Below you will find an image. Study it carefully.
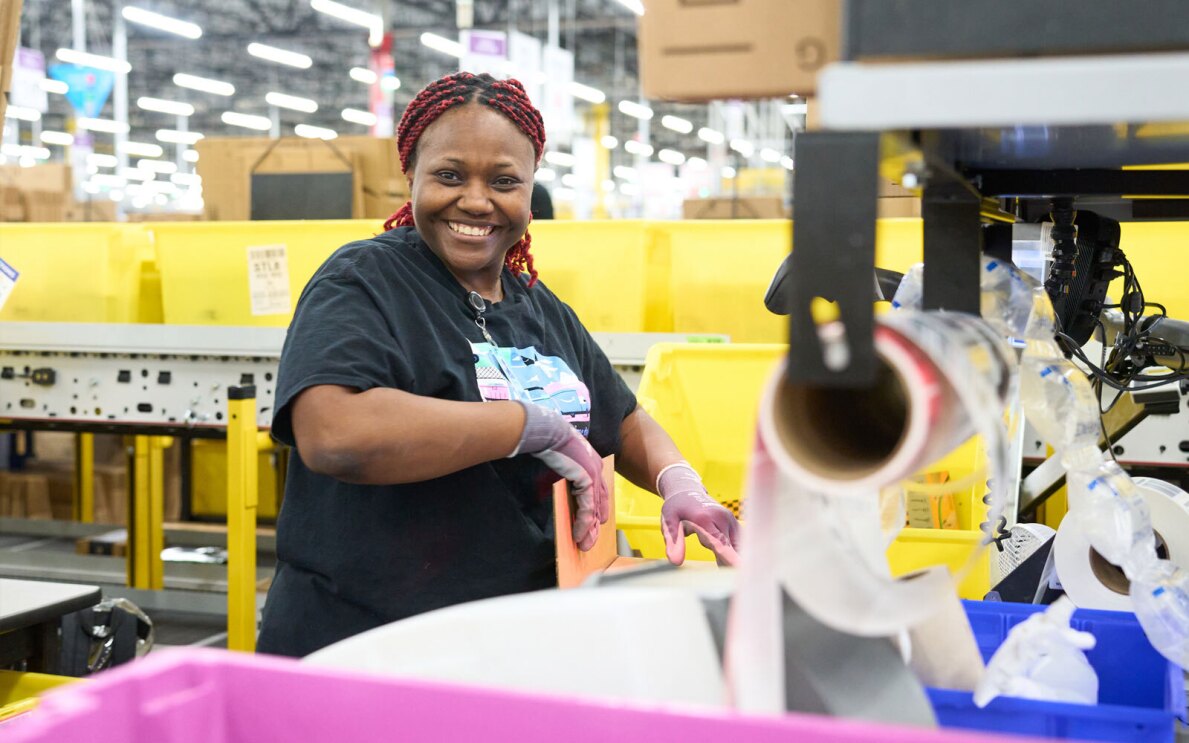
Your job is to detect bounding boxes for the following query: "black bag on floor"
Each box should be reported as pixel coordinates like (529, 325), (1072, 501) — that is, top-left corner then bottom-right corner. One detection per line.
(56, 598), (154, 677)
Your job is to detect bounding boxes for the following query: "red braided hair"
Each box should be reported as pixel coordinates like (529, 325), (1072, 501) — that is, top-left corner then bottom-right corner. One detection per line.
(384, 72), (546, 287)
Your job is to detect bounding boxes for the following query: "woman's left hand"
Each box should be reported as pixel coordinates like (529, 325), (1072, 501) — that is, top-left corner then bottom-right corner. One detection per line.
(657, 463), (741, 567)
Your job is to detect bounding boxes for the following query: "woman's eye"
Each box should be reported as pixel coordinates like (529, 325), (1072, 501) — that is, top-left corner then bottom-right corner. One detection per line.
(436, 171), (460, 181)
(495, 178), (520, 187)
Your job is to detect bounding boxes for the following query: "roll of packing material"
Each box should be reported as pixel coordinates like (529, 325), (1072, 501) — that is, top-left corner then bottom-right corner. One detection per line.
(1054, 479), (1189, 611)
(755, 314), (1014, 637)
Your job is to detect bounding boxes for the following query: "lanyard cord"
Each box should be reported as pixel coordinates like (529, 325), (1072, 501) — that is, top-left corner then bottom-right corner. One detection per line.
(467, 291), (499, 347)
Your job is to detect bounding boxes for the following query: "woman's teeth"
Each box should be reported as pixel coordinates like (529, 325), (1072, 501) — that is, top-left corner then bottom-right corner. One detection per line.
(449, 222), (493, 237)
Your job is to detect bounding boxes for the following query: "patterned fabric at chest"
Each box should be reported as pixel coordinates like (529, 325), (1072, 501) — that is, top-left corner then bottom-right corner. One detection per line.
(471, 341), (591, 437)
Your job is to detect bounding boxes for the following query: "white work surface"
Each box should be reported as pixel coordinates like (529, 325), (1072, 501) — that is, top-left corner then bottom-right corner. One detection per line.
(0, 578), (101, 632)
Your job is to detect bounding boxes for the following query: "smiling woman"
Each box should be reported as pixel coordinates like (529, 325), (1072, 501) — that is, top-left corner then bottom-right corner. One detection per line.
(255, 71), (741, 659)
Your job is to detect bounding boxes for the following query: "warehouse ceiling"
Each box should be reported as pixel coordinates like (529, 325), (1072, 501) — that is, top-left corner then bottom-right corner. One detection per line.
(16, 0), (720, 161)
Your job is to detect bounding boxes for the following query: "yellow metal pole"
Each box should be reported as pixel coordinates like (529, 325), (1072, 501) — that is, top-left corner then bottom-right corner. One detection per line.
(129, 435), (151, 588)
(590, 102), (610, 219)
(147, 437), (171, 590)
(74, 433), (94, 523)
(227, 386), (259, 652)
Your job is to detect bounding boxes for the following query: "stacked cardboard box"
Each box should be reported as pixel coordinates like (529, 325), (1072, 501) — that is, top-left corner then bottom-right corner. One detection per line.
(195, 135), (408, 221)
(0, 163), (72, 221)
(683, 196), (786, 220)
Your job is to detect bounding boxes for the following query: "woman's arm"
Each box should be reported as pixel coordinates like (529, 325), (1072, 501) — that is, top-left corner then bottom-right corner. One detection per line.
(616, 405), (684, 493)
(291, 384), (525, 484)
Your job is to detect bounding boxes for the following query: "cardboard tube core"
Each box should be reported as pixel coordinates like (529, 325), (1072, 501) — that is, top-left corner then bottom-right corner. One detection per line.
(1089, 529), (1170, 596)
(773, 358), (910, 482)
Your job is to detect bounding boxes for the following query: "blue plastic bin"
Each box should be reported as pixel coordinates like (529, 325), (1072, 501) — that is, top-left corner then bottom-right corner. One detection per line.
(929, 601), (1186, 742)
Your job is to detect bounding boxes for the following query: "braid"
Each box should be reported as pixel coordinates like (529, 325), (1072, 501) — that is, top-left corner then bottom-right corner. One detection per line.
(384, 71), (547, 287)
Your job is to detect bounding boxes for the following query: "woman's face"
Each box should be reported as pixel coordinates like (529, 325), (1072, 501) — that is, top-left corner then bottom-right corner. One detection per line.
(409, 103), (536, 296)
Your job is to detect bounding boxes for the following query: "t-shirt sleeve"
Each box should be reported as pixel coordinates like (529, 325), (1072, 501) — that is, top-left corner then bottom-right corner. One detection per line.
(271, 274), (410, 446)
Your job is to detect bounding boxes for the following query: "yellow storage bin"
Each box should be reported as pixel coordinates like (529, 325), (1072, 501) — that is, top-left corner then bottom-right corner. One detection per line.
(189, 438), (280, 520)
(529, 220), (655, 333)
(657, 219), (925, 342)
(0, 669), (80, 722)
(0, 223), (152, 323)
(152, 220), (383, 326)
(615, 342), (992, 599)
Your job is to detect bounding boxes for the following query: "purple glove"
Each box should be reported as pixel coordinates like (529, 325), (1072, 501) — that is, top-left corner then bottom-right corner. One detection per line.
(658, 462), (741, 567)
(510, 401), (609, 551)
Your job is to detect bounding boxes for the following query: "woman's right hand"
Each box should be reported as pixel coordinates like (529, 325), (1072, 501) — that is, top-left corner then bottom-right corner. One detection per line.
(511, 402), (609, 551)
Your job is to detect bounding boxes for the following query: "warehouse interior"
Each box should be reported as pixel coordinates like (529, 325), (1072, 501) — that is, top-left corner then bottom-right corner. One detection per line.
(2, 1), (1189, 741)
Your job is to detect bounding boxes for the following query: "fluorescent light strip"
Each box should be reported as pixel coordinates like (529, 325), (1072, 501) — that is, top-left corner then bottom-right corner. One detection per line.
(56, 48), (131, 74)
(40, 79), (69, 95)
(614, 0), (645, 16)
(121, 167), (155, 181)
(247, 43), (312, 69)
(380, 75), (400, 92)
(266, 92), (318, 113)
(341, 108), (377, 126)
(617, 100), (653, 120)
(686, 156), (708, 169)
(657, 148), (685, 166)
(78, 117), (131, 134)
(121, 6), (202, 39)
(4, 105), (40, 122)
(760, 147), (783, 163)
(121, 141), (165, 158)
(780, 156), (795, 170)
(171, 172), (202, 186)
(560, 173), (578, 188)
(295, 124), (338, 140)
(600, 135), (619, 150)
(174, 73), (235, 96)
(721, 166), (736, 179)
(349, 66), (377, 85)
(156, 129), (204, 145)
(697, 127), (724, 145)
(534, 167), (556, 183)
(612, 165), (637, 181)
(138, 159), (179, 174)
(660, 115), (693, 134)
(623, 140), (653, 157)
(729, 138), (755, 157)
(420, 32), (463, 57)
(91, 174), (127, 188)
(138, 97), (194, 116)
(182, 150), (200, 163)
(568, 81), (606, 104)
(310, 0), (381, 31)
(87, 153), (120, 168)
(222, 111), (272, 131)
(40, 130), (75, 146)
(543, 151), (576, 168)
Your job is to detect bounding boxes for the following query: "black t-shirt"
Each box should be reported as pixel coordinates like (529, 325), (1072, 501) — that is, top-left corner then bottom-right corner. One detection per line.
(256, 226), (637, 657)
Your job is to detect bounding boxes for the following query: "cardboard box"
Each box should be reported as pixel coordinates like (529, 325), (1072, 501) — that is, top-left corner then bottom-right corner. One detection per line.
(0, 0), (24, 122)
(683, 196), (786, 220)
(195, 135), (408, 221)
(640, 0), (841, 101)
(0, 163), (72, 222)
(877, 196), (922, 219)
(65, 198), (118, 222)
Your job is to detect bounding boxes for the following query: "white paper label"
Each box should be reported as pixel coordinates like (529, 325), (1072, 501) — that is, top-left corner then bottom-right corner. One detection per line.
(246, 244), (291, 316)
(0, 257), (19, 313)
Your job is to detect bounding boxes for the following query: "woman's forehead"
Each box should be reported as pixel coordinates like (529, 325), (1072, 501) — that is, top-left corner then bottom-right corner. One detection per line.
(415, 104), (536, 165)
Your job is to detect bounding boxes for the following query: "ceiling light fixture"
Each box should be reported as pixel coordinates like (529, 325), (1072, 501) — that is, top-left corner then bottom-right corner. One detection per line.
(121, 6), (202, 39)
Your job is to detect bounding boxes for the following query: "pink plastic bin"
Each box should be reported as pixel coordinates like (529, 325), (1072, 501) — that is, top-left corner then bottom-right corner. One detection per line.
(3, 649), (1034, 743)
